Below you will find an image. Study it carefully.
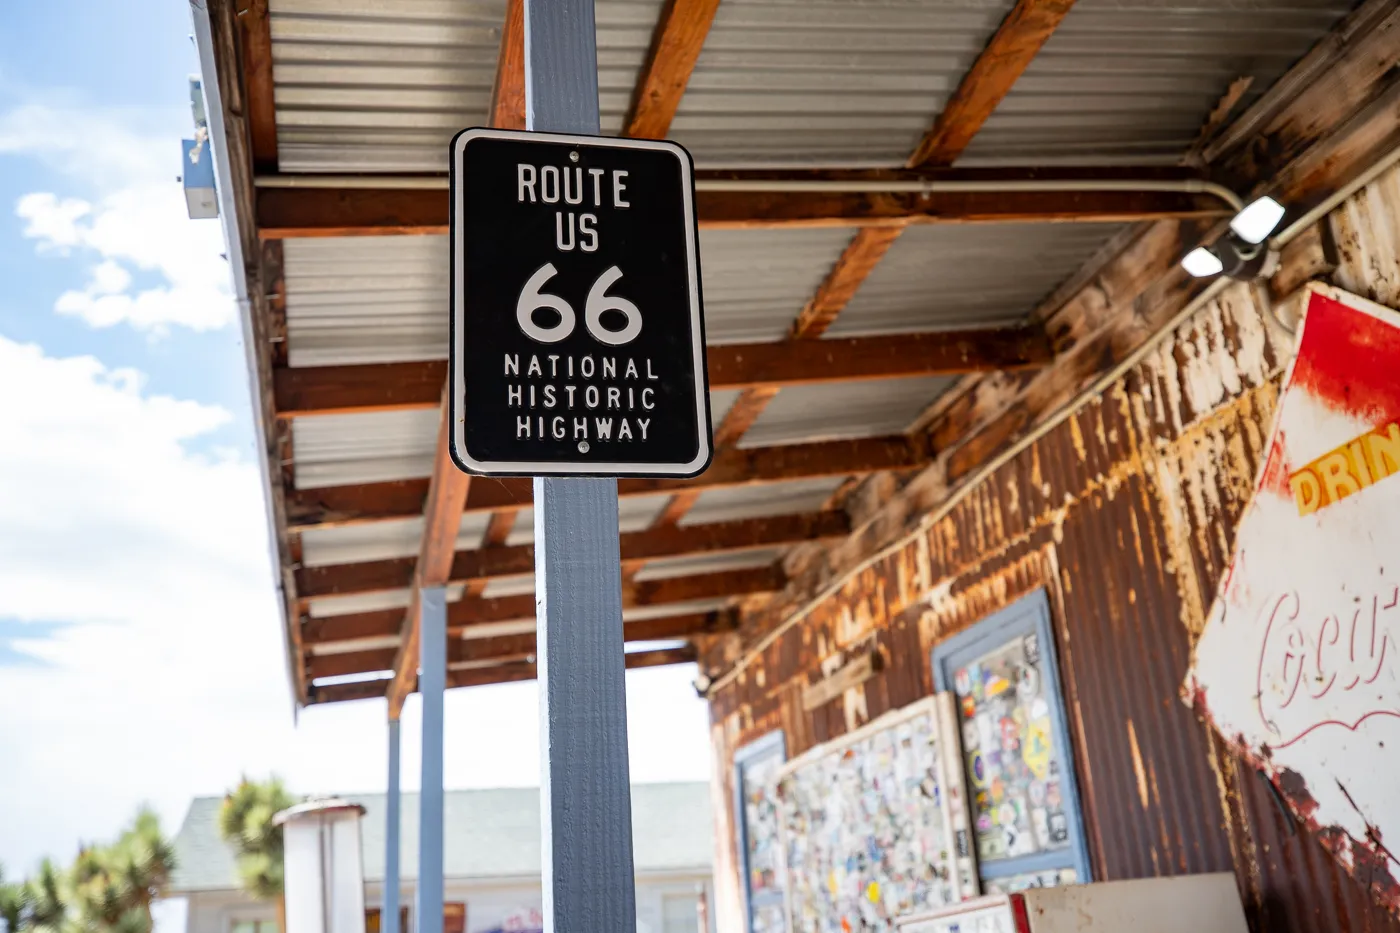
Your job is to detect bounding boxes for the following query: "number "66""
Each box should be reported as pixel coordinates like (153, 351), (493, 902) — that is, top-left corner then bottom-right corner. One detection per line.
(517, 262), (641, 346)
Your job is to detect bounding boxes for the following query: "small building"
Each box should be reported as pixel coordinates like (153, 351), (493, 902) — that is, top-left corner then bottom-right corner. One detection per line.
(168, 783), (714, 933)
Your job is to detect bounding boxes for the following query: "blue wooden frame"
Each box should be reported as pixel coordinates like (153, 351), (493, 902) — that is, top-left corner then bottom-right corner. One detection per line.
(732, 729), (787, 933)
(930, 589), (1093, 885)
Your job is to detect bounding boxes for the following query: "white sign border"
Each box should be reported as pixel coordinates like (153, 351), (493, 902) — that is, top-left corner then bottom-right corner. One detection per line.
(448, 127), (712, 478)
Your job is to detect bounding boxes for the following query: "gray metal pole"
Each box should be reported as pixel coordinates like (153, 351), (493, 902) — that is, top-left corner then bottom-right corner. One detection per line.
(416, 587), (447, 933)
(523, 5), (637, 933)
(383, 717), (402, 933)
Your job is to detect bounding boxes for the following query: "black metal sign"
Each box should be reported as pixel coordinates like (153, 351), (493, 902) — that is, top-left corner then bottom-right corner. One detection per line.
(449, 128), (711, 477)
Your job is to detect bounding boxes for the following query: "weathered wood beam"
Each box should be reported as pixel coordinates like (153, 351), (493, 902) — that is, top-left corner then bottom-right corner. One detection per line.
(624, 0), (722, 138)
(304, 567), (781, 647)
(297, 511), (848, 601)
(907, 0), (1078, 168)
(286, 435), (927, 529)
(489, 0), (526, 131)
(654, 226), (909, 526)
(272, 327), (1052, 418)
(254, 182), (1227, 238)
(236, 0), (278, 172)
(385, 391), (472, 719)
(380, 20), (536, 716)
(309, 643), (698, 704)
(309, 610), (733, 680)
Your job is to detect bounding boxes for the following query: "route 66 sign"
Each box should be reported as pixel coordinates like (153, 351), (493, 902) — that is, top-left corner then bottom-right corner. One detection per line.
(449, 128), (712, 477)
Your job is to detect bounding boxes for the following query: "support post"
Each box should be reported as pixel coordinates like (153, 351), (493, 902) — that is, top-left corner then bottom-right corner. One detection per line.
(384, 717), (402, 933)
(524, 6), (638, 933)
(416, 587), (447, 933)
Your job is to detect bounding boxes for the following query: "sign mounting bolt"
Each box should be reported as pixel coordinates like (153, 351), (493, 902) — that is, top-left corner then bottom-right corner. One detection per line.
(569, 150), (580, 162)
(578, 441), (590, 453)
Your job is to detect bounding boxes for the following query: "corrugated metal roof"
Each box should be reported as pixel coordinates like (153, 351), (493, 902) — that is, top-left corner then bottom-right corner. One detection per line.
(307, 583), (468, 619)
(292, 408), (438, 489)
(633, 548), (781, 581)
(284, 236), (448, 367)
(269, 0), (665, 172)
(270, 0), (506, 173)
(679, 475), (845, 526)
(669, 0), (1019, 166)
(300, 513), (493, 567)
(709, 388), (741, 427)
(699, 228), (853, 343)
(597, 0), (671, 135)
(504, 493), (674, 545)
(959, 0), (1355, 166)
(827, 222), (1127, 337)
(738, 376), (954, 448)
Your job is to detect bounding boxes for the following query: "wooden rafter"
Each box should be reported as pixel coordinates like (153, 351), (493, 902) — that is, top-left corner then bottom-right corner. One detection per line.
(286, 435), (928, 529)
(907, 0), (1079, 168)
(308, 610), (734, 681)
(297, 511), (848, 601)
(653, 226), (906, 525)
(271, 327), (1052, 417)
(255, 183), (1226, 238)
(309, 644), (699, 705)
(236, 0), (278, 172)
(304, 566), (782, 648)
(381, 17), (531, 716)
(624, 0), (723, 138)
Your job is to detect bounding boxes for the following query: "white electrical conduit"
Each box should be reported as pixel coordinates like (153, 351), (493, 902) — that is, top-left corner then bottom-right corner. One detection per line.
(704, 141), (1400, 697)
(252, 172), (1245, 212)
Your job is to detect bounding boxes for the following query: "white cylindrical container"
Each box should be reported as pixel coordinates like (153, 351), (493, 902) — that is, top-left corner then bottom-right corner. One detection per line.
(274, 799), (369, 933)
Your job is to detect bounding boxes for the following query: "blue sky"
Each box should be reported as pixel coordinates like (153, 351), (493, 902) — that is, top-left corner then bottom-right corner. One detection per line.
(0, 0), (711, 886)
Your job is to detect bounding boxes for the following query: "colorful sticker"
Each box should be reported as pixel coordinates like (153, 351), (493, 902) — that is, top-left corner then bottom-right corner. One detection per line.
(1030, 697), (1049, 720)
(969, 664), (984, 700)
(983, 670), (1011, 697)
(961, 720), (980, 751)
(1048, 812), (1070, 844)
(1022, 719), (1052, 779)
(969, 752), (988, 788)
(999, 717), (1020, 751)
(1016, 664), (1040, 701)
(1022, 633), (1040, 665)
(954, 667), (972, 696)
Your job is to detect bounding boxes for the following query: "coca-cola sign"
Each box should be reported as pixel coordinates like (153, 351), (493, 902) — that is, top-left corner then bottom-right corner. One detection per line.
(1187, 284), (1400, 911)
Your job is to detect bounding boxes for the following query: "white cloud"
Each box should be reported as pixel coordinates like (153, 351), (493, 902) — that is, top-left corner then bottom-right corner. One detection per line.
(7, 103), (233, 333)
(0, 336), (710, 876)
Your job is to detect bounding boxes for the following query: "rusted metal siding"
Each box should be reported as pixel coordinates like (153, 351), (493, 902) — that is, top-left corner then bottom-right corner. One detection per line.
(705, 256), (1400, 931)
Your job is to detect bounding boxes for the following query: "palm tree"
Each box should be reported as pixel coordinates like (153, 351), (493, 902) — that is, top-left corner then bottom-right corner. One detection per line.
(24, 859), (69, 933)
(69, 810), (176, 933)
(1, 867), (30, 933)
(219, 777), (297, 931)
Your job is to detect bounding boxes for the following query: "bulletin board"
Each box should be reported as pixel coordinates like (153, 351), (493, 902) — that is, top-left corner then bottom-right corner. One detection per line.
(774, 696), (974, 933)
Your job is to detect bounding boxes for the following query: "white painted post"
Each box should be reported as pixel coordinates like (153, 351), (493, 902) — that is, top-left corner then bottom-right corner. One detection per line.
(384, 717), (402, 933)
(524, 3), (638, 933)
(416, 587), (447, 933)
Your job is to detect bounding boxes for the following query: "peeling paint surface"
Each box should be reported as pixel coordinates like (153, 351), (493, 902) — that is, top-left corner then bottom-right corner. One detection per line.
(1188, 286), (1400, 913)
(706, 168), (1400, 933)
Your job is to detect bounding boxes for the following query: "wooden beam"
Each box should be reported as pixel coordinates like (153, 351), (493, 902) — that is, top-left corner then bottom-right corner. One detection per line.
(624, 0), (722, 138)
(489, 0), (526, 130)
(788, 228), (904, 336)
(254, 183), (1227, 238)
(907, 0), (1078, 168)
(287, 435), (927, 528)
(385, 391), (471, 719)
(308, 610), (733, 681)
(297, 511), (848, 601)
(311, 644), (699, 701)
(380, 17), (536, 716)
(304, 567), (782, 647)
(236, 0), (278, 172)
(272, 328), (1052, 418)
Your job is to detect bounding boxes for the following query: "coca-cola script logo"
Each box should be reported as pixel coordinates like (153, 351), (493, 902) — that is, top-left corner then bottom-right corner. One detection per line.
(1256, 585), (1399, 747)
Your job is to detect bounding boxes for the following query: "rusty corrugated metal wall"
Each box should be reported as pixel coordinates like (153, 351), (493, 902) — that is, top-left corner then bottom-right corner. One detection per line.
(705, 165), (1400, 933)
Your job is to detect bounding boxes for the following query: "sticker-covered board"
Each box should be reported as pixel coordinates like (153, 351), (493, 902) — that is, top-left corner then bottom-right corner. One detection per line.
(774, 696), (971, 933)
(1186, 284), (1400, 912)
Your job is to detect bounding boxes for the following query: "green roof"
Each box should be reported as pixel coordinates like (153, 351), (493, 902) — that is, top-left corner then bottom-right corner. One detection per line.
(169, 783), (712, 893)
